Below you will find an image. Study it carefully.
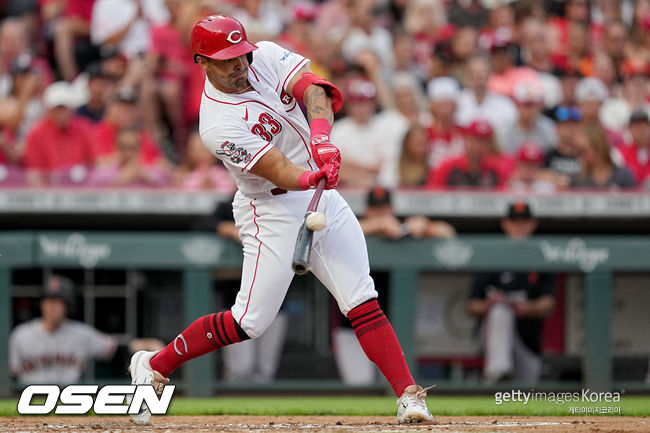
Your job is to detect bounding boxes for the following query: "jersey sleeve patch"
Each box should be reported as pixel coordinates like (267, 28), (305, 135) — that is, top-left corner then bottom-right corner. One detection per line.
(201, 122), (275, 174)
(216, 140), (255, 165)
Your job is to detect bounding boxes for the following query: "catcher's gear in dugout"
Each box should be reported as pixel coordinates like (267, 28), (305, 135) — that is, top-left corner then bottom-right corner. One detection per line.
(191, 15), (258, 62)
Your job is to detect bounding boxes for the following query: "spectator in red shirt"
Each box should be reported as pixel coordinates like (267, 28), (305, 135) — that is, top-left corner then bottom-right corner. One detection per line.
(93, 88), (163, 166)
(616, 110), (650, 186)
(547, 0), (602, 68)
(23, 81), (96, 186)
(88, 126), (169, 188)
(426, 76), (465, 170)
(550, 20), (595, 77)
(426, 119), (509, 189)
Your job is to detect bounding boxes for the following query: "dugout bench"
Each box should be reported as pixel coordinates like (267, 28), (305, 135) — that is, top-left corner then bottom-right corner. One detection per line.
(1, 232), (650, 397)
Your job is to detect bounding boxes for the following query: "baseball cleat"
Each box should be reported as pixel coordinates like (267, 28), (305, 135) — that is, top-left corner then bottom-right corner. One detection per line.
(127, 350), (169, 425)
(396, 384), (435, 423)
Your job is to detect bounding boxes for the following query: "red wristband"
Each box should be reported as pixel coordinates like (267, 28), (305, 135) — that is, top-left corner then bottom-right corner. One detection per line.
(298, 171), (313, 190)
(310, 118), (332, 139)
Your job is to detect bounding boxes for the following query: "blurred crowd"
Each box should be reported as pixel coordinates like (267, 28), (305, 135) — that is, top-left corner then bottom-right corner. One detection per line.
(1, 0), (649, 191)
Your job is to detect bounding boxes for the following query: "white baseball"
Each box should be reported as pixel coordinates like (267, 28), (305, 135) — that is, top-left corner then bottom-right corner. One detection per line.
(306, 212), (327, 231)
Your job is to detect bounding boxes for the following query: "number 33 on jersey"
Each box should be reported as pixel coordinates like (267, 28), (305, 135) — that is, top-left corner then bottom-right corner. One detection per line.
(250, 111), (282, 142)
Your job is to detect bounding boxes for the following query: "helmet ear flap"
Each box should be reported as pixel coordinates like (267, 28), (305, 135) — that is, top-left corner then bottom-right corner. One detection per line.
(246, 52), (253, 65)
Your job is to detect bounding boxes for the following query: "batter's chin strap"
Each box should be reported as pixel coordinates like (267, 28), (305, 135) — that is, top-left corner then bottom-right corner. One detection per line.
(292, 72), (343, 114)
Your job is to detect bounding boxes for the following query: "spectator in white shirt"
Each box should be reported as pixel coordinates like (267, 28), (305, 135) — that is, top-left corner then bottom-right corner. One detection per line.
(331, 77), (402, 188)
(600, 59), (650, 133)
(499, 80), (558, 155)
(455, 56), (517, 144)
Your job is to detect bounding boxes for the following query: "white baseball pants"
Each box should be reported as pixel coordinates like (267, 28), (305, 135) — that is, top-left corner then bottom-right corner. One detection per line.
(231, 189), (378, 338)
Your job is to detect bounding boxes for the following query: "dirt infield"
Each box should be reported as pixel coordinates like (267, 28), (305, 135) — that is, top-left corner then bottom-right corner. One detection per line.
(1, 415), (647, 433)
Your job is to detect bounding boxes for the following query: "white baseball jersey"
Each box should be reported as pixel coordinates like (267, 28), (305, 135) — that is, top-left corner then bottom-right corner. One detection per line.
(9, 319), (117, 384)
(199, 41), (316, 196)
(198, 42), (377, 339)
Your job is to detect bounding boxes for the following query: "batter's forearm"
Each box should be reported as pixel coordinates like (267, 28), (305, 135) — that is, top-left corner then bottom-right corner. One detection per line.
(304, 85), (334, 124)
(250, 146), (311, 190)
(276, 165), (311, 190)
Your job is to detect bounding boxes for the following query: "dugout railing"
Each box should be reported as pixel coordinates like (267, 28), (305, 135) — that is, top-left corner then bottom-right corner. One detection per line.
(2, 232), (650, 397)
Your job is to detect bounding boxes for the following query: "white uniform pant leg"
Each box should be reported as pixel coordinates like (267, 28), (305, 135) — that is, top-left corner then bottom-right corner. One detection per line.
(309, 190), (379, 316)
(230, 194), (302, 338)
(483, 302), (515, 382)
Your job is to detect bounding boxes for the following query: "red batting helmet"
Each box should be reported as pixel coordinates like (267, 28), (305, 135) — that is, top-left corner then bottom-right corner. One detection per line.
(191, 15), (258, 62)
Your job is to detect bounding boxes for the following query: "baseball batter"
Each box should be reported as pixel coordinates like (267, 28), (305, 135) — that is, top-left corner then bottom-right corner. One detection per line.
(128, 15), (433, 425)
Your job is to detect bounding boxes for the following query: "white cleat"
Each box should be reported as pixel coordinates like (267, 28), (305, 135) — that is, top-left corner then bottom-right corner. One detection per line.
(127, 350), (169, 425)
(397, 384), (435, 423)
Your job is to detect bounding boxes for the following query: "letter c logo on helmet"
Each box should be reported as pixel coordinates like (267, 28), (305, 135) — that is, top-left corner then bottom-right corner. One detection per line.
(191, 15), (258, 62)
(226, 30), (243, 44)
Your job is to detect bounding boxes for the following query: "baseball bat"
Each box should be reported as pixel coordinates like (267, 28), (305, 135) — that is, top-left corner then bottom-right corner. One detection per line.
(292, 177), (327, 275)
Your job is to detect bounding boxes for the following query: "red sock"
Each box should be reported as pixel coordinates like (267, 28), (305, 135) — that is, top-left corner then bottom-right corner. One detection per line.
(150, 310), (249, 377)
(347, 299), (415, 396)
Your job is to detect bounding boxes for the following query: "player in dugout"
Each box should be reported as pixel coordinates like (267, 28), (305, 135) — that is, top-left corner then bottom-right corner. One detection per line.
(467, 202), (556, 384)
(10, 275), (162, 385)
(126, 15), (434, 425)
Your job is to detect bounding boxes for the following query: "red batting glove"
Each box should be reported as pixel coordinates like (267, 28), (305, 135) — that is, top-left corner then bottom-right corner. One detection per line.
(298, 163), (339, 190)
(311, 136), (341, 169)
(310, 119), (341, 169)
